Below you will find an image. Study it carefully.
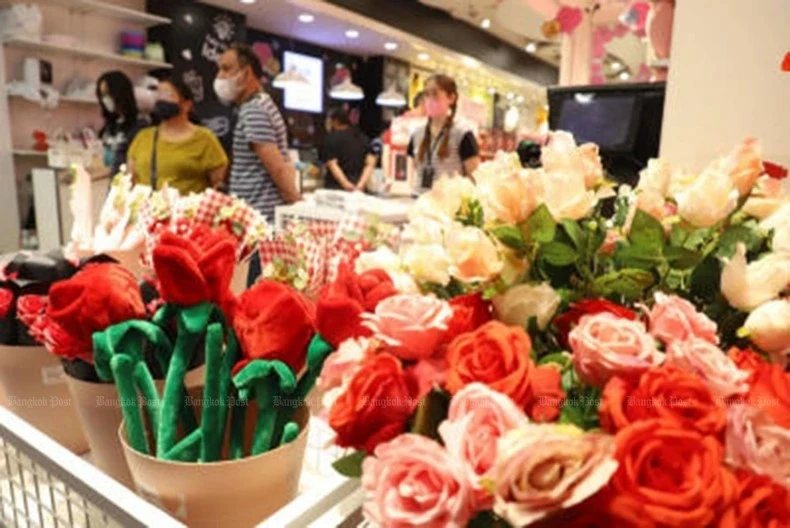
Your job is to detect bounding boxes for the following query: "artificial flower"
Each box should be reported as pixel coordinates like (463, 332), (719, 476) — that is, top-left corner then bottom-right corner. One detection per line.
(492, 282), (561, 331)
(541, 131), (605, 189)
(354, 247), (418, 294)
(401, 243), (452, 286)
(317, 337), (372, 412)
(743, 176), (790, 220)
(408, 175), (478, 222)
(725, 405), (790, 488)
(726, 469), (790, 528)
(361, 434), (474, 528)
(745, 358), (790, 429)
(666, 337), (750, 399)
(761, 202), (790, 252)
(445, 224), (504, 283)
(0, 287), (13, 318)
(476, 167), (545, 224)
(553, 298), (637, 349)
(542, 169), (601, 221)
(723, 137), (764, 197)
(445, 293), (493, 343)
(569, 313), (664, 387)
(720, 244), (790, 311)
(637, 158), (673, 197)
(744, 299), (790, 365)
(674, 164), (739, 227)
(646, 292), (719, 346)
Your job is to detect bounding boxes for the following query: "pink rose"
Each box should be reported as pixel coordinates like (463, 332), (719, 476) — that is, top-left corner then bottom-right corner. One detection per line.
(316, 337), (372, 412)
(667, 337), (750, 399)
(363, 294), (452, 361)
(570, 313), (665, 387)
(408, 356), (448, 401)
(725, 405), (790, 488)
(488, 425), (618, 527)
(438, 383), (529, 509)
(362, 434), (474, 528)
(647, 292), (719, 346)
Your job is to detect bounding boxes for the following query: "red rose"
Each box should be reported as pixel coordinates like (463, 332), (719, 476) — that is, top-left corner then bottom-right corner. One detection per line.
(764, 161), (788, 180)
(0, 287), (13, 318)
(152, 227), (237, 308)
(446, 321), (564, 421)
(600, 366), (727, 437)
(553, 299), (638, 348)
(747, 360), (790, 429)
(445, 293), (493, 342)
(42, 321), (93, 363)
(316, 264), (397, 348)
(16, 294), (46, 329)
(727, 347), (766, 382)
(724, 469), (790, 528)
(329, 352), (418, 452)
(233, 280), (315, 373)
(47, 263), (146, 360)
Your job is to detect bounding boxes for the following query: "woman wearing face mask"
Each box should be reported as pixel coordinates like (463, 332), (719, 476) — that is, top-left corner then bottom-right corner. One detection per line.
(127, 77), (228, 195)
(97, 71), (147, 179)
(407, 74), (481, 193)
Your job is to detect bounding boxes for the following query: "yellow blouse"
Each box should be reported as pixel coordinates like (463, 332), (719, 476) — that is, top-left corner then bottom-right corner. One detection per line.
(128, 126), (228, 195)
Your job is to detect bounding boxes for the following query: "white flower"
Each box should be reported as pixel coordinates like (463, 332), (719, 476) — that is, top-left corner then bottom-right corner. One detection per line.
(445, 224), (504, 283)
(492, 283), (561, 330)
(744, 300), (790, 366)
(742, 176), (790, 219)
(355, 246), (401, 275)
(408, 176), (478, 223)
(402, 243), (452, 286)
(477, 168), (545, 225)
(674, 165), (739, 227)
(760, 203), (790, 253)
(401, 217), (449, 246)
(542, 169), (601, 221)
(720, 244), (790, 311)
(542, 132), (605, 189)
(637, 158), (674, 197)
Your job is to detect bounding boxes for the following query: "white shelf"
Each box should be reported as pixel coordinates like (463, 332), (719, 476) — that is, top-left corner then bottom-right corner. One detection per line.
(3, 37), (172, 70)
(12, 149), (48, 157)
(19, 0), (171, 27)
(9, 94), (99, 106)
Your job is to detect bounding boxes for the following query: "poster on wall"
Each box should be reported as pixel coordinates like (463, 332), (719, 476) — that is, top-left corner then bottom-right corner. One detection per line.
(147, 1), (246, 153)
(283, 51), (324, 114)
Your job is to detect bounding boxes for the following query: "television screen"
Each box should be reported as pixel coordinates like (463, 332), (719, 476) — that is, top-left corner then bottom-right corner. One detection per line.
(283, 51), (324, 114)
(556, 93), (640, 151)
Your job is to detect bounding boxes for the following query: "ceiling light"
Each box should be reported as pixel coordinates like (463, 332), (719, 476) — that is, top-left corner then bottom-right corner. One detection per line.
(619, 71), (631, 81)
(298, 13), (314, 23)
(516, 95), (525, 104)
(272, 66), (309, 89)
(330, 78), (364, 101)
(506, 92), (515, 100)
(487, 87), (496, 95)
(240, 0), (256, 4)
(481, 18), (491, 29)
(611, 61), (622, 70)
(345, 29), (359, 39)
(461, 56), (479, 68)
(376, 85), (407, 107)
(525, 42), (538, 54)
(418, 52), (430, 61)
(384, 42), (398, 51)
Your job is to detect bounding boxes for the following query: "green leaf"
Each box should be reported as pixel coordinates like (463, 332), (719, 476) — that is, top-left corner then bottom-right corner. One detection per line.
(612, 195), (631, 228)
(669, 225), (690, 247)
(664, 246), (700, 270)
(490, 225), (526, 251)
(540, 242), (578, 267)
(560, 219), (585, 250)
(538, 352), (572, 369)
(524, 204), (556, 243)
(629, 210), (665, 250)
(455, 198), (485, 228)
(331, 450), (366, 478)
(468, 511), (512, 528)
(592, 269), (656, 300)
(716, 223), (764, 258)
(410, 389), (451, 442)
(559, 385), (602, 431)
(614, 243), (664, 270)
(684, 227), (715, 251)
(690, 256), (722, 302)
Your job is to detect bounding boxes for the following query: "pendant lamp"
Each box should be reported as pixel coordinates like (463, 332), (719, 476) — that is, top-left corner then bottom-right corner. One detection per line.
(330, 78), (364, 101)
(272, 66), (309, 90)
(376, 84), (407, 107)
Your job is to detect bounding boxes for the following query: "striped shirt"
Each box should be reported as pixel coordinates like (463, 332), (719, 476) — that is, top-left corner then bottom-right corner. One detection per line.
(229, 93), (290, 221)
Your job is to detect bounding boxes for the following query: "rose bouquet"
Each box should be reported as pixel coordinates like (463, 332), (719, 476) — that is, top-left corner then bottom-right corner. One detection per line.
(319, 135), (789, 526)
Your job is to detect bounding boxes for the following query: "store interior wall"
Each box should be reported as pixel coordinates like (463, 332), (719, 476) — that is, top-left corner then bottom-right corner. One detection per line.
(660, 0), (790, 169)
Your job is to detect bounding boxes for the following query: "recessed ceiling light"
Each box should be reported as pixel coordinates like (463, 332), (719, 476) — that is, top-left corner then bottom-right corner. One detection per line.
(418, 52), (430, 61)
(611, 61), (622, 70)
(507, 92), (515, 100)
(240, 0), (256, 4)
(516, 95), (525, 103)
(298, 13), (314, 23)
(488, 87), (496, 95)
(461, 56), (479, 68)
(481, 18), (491, 29)
(525, 42), (538, 54)
(345, 29), (359, 39)
(384, 42), (398, 51)
(619, 71), (631, 80)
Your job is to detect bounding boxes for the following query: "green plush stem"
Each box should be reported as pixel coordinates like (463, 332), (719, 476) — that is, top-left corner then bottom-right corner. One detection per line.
(229, 398), (247, 460)
(111, 355), (148, 455)
(279, 422), (300, 446)
(157, 324), (199, 458)
(165, 428), (202, 462)
(179, 388), (199, 434)
(251, 381), (277, 456)
(133, 361), (161, 439)
(215, 327), (238, 451)
(199, 322), (224, 462)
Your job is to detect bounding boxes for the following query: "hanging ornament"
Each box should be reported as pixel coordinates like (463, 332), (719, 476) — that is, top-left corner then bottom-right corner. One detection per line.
(541, 19), (562, 40)
(555, 6), (583, 34)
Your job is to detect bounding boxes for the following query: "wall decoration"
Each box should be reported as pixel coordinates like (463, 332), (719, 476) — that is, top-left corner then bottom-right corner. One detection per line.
(783, 52), (790, 72)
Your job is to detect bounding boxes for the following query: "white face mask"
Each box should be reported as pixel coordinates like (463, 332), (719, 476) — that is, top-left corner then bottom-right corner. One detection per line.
(213, 71), (244, 105)
(102, 95), (115, 113)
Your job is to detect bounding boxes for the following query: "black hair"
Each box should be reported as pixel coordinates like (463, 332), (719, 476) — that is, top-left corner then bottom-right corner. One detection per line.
(96, 71), (138, 136)
(517, 140), (543, 169)
(413, 90), (425, 108)
(227, 43), (264, 79)
(157, 76), (200, 124)
(328, 107), (351, 126)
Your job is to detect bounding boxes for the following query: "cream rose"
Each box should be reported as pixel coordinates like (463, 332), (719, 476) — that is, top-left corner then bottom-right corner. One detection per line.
(744, 299), (790, 365)
(637, 158), (673, 197)
(647, 292), (719, 346)
(402, 216), (449, 245)
(542, 169), (601, 221)
(569, 313), (664, 387)
(492, 282), (561, 330)
(674, 165), (739, 227)
(498, 247), (530, 287)
(438, 383), (529, 509)
(409, 175), (478, 222)
(402, 243), (452, 286)
(743, 176), (790, 219)
(721, 243), (790, 311)
(477, 168), (545, 225)
(723, 137), (764, 197)
(445, 224), (504, 283)
(666, 337), (750, 399)
(542, 131), (605, 189)
(488, 425), (618, 527)
(761, 203), (790, 253)
(725, 404), (790, 488)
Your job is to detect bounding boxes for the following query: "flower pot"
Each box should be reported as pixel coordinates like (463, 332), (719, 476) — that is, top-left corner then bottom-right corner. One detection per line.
(0, 345), (89, 454)
(231, 258), (251, 295)
(120, 397), (310, 527)
(65, 364), (205, 487)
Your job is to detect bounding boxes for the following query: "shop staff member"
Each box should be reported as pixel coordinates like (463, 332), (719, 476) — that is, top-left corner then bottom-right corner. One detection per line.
(127, 78), (228, 194)
(407, 74), (480, 193)
(321, 108), (377, 192)
(214, 44), (300, 221)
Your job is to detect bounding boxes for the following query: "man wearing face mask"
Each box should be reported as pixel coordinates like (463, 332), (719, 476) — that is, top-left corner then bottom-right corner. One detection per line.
(127, 77), (228, 194)
(215, 44), (301, 223)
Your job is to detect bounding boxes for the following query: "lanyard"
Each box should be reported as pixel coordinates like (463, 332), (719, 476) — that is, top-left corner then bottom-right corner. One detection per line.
(426, 126), (446, 168)
(150, 127), (159, 191)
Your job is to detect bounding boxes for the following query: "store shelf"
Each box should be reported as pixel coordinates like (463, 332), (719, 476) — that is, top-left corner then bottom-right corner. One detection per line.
(2, 37), (172, 70)
(12, 149), (48, 158)
(9, 94), (99, 106)
(19, 0), (170, 27)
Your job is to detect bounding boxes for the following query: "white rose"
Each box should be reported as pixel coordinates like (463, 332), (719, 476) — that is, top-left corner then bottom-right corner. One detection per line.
(355, 246), (401, 275)
(401, 217), (448, 245)
(760, 203), (790, 253)
(723, 138), (763, 197)
(744, 300), (790, 365)
(721, 244), (790, 311)
(674, 165), (739, 227)
(473, 151), (523, 184)
(445, 224), (504, 283)
(477, 168), (545, 225)
(492, 283), (561, 330)
(637, 158), (674, 197)
(408, 176), (477, 223)
(542, 132), (604, 189)
(402, 243), (452, 286)
(542, 169), (601, 221)
(742, 176), (789, 219)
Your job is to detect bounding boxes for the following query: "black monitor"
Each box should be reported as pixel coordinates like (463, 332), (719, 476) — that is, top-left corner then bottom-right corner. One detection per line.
(548, 83), (666, 187)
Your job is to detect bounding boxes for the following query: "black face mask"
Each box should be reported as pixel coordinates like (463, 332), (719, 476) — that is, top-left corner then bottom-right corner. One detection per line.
(151, 100), (181, 121)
